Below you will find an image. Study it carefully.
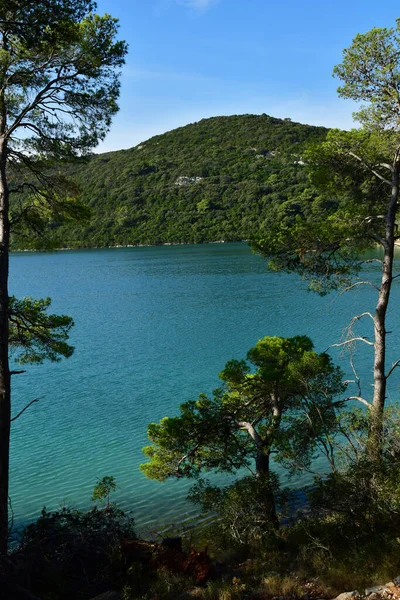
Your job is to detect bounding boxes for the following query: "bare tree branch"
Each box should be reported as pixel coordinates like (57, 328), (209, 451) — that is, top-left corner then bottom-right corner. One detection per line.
(330, 337), (374, 348)
(348, 151), (392, 185)
(386, 359), (400, 380)
(341, 395), (372, 408)
(340, 281), (379, 294)
(376, 162), (394, 172)
(10, 398), (40, 422)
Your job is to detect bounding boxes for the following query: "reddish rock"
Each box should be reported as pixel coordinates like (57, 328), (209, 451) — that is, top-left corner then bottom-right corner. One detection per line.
(183, 548), (215, 586)
(120, 538), (215, 586)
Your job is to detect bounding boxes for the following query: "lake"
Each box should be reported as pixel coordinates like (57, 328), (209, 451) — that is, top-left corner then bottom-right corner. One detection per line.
(8, 243), (400, 532)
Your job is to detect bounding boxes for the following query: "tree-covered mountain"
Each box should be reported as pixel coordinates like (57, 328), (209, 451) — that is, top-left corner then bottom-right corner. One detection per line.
(13, 114), (329, 249)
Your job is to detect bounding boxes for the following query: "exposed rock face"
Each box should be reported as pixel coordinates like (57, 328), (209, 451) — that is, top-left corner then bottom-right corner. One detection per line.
(175, 176), (203, 186)
(333, 592), (360, 600)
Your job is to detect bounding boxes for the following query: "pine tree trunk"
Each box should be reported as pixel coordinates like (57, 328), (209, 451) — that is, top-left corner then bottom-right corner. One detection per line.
(368, 158), (400, 460)
(255, 450), (279, 529)
(0, 135), (9, 556)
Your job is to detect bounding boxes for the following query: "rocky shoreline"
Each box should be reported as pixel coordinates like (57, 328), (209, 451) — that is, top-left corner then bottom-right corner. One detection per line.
(332, 580), (400, 600)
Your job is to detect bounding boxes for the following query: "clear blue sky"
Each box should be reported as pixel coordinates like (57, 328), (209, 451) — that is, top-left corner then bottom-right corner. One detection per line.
(94, 0), (400, 152)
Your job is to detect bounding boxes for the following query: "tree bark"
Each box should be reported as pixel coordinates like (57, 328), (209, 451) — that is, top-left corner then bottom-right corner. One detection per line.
(255, 449), (279, 530)
(368, 157), (400, 460)
(0, 133), (10, 556)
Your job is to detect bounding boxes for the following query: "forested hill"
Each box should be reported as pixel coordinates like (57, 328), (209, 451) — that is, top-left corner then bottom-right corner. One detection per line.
(26, 114), (329, 248)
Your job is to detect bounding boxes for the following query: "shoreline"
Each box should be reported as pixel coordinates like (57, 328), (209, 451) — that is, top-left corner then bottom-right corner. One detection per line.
(11, 239), (249, 253)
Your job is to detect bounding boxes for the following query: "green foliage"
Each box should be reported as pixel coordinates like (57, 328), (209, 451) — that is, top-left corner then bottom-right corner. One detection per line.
(2, 0), (128, 248)
(142, 336), (344, 536)
(334, 19), (400, 129)
(309, 408), (400, 539)
(252, 21), (400, 295)
(4, 1), (127, 155)
(14, 505), (136, 599)
(92, 475), (117, 506)
(141, 335), (344, 482)
(251, 130), (387, 294)
(12, 114), (328, 249)
(8, 296), (74, 364)
(188, 476), (287, 549)
(9, 181), (93, 251)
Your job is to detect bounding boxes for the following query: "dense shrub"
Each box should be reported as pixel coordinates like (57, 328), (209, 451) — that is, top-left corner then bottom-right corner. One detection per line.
(188, 476), (288, 551)
(12, 506), (136, 599)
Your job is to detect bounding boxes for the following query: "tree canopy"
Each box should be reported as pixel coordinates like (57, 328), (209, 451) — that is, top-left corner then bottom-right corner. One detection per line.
(9, 296), (74, 365)
(0, 0), (127, 554)
(3, 0), (127, 242)
(141, 335), (344, 527)
(252, 19), (400, 459)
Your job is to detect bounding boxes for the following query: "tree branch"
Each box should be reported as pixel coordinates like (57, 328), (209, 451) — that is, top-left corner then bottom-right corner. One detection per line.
(340, 281), (379, 294)
(386, 359), (400, 380)
(10, 398), (40, 422)
(348, 151), (391, 185)
(341, 395), (372, 408)
(237, 421), (263, 448)
(7, 68), (80, 138)
(330, 337), (374, 348)
(376, 162), (394, 172)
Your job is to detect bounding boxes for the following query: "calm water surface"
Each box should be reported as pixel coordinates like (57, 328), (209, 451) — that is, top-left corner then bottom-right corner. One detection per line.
(8, 243), (400, 531)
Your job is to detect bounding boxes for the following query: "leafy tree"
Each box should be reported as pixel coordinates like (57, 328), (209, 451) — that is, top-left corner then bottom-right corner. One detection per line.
(252, 19), (400, 460)
(0, 0), (127, 553)
(300, 406), (400, 565)
(9, 297), (74, 365)
(141, 336), (344, 529)
(7, 295), (74, 423)
(92, 476), (117, 508)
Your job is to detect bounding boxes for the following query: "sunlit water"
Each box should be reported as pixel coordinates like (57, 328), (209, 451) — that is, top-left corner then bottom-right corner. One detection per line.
(8, 243), (400, 532)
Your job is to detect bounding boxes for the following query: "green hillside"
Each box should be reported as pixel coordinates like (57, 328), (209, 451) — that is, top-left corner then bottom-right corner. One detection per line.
(16, 114), (329, 248)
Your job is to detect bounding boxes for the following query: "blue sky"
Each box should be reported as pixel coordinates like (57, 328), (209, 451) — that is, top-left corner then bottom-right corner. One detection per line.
(94, 0), (400, 152)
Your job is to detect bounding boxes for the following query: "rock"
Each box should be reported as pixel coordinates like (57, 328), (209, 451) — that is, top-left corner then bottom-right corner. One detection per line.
(366, 586), (387, 596)
(183, 548), (215, 586)
(332, 592), (360, 600)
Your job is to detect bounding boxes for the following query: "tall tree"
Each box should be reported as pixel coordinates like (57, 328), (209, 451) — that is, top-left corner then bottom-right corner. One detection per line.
(253, 19), (400, 459)
(0, 0), (127, 554)
(141, 335), (344, 528)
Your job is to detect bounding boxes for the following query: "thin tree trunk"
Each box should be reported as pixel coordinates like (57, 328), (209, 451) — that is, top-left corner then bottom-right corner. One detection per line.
(368, 158), (400, 460)
(0, 134), (9, 557)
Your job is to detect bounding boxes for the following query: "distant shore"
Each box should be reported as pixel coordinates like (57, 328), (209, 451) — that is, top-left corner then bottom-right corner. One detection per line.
(11, 239), (249, 253)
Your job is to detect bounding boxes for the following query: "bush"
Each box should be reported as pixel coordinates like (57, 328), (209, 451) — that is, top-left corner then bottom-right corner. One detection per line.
(188, 476), (288, 551)
(12, 505), (136, 599)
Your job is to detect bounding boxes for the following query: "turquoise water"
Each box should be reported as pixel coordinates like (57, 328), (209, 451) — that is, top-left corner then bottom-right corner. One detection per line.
(8, 243), (400, 532)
